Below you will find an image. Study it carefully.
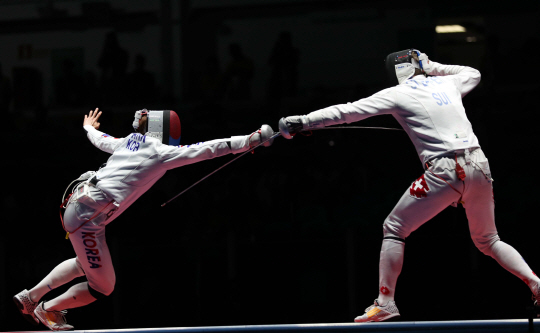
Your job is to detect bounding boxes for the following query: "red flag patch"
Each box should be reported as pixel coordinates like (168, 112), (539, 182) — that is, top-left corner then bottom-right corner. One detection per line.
(410, 174), (430, 198)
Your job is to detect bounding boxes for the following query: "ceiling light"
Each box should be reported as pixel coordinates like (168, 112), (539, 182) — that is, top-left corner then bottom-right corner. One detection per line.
(436, 25), (467, 33)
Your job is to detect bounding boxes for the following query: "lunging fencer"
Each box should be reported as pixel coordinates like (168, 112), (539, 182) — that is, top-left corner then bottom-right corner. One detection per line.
(14, 108), (274, 331)
(278, 49), (540, 322)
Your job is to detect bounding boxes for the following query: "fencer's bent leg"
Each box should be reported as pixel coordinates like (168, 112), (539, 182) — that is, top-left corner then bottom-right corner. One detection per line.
(378, 158), (462, 304)
(44, 282), (98, 311)
(383, 159), (463, 239)
(44, 204), (115, 311)
(28, 258), (84, 304)
(28, 205), (87, 303)
(460, 151), (498, 256)
(462, 151), (540, 291)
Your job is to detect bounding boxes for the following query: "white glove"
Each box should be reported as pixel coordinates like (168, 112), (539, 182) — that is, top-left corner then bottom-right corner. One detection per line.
(77, 171), (96, 181)
(418, 53), (434, 74)
(278, 116), (306, 139)
(278, 113), (325, 139)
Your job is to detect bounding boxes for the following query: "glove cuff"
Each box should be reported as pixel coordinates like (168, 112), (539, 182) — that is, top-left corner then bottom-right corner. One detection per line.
(304, 113), (325, 130)
(419, 53), (434, 74)
(230, 136), (250, 154)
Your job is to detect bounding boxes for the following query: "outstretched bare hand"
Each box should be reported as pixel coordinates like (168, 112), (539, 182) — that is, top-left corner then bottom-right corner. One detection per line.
(84, 108), (102, 130)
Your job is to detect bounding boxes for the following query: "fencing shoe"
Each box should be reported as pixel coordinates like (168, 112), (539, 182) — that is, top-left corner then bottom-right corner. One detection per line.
(34, 302), (74, 331)
(533, 284), (540, 317)
(13, 289), (39, 325)
(354, 299), (400, 323)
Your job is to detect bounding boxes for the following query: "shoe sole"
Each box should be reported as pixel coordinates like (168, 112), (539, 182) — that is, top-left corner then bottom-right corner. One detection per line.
(355, 314), (401, 323)
(383, 314), (401, 322)
(13, 296), (39, 326)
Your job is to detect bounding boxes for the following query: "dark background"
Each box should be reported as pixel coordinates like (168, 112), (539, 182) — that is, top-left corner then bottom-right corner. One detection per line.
(1, 0), (539, 331)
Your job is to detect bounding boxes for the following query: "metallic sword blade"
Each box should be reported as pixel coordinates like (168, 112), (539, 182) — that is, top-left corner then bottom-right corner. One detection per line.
(161, 132), (281, 207)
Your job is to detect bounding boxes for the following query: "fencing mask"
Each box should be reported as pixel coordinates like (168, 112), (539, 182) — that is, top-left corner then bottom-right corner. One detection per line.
(132, 109), (181, 145)
(385, 49), (423, 86)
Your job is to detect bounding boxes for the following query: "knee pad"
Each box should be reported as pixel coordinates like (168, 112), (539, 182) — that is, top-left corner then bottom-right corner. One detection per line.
(88, 284), (111, 299)
(472, 234), (500, 256)
(383, 220), (407, 240)
(383, 236), (406, 243)
(473, 239), (497, 257)
(88, 275), (115, 298)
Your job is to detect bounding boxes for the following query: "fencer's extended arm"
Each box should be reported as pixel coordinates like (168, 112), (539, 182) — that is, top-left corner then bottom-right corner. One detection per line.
(158, 135), (253, 170)
(421, 58), (481, 97)
(84, 125), (124, 154)
(281, 90), (396, 137)
(158, 125), (274, 169)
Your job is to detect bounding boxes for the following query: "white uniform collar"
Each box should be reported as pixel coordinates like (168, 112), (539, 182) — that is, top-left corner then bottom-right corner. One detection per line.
(399, 74), (426, 85)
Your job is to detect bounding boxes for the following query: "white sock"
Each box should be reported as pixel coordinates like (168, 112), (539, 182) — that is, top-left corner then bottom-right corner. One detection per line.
(29, 258), (84, 303)
(44, 282), (97, 311)
(378, 239), (405, 305)
(490, 241), (540, 292)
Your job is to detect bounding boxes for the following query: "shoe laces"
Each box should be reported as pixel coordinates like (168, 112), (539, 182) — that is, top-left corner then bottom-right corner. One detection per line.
(534, 289), (540, 306)
(47, 308), (69, 326)
(54, 311), (69, 327)
(364, 299), (380, 313)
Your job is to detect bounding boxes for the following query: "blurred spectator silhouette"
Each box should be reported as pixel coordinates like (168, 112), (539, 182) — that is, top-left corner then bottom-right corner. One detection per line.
(196, 55), (224, 102)
(267, 31), (299, 104)
(0, 61), (13, 115)
(129, 54), (157, 105)
(98, 31), (129, 105)
(224, 43), (254, 101)
(55, 59), (83, 106)
(84, 70), (100, 105)
(519, 35), (540, 85)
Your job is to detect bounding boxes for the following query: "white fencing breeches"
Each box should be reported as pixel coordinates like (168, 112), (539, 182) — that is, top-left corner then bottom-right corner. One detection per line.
(377, 148), (539, 303)
(383, 148), (498, 254)
(63, 203), (116, 296)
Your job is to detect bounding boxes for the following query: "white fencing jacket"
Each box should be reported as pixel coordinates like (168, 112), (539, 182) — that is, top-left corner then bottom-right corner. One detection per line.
(83, 125), (252, 214)
(304, 62), (481, 165)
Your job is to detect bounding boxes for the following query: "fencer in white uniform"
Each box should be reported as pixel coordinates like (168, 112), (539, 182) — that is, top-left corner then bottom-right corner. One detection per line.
(279, 49), (540, 322)
(14, 108), (275, 331)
